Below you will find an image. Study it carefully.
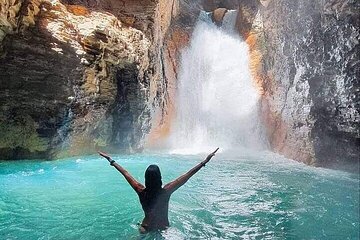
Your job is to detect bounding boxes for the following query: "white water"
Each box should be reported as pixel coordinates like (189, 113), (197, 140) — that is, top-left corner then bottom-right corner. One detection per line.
(168, 11), (266, 154)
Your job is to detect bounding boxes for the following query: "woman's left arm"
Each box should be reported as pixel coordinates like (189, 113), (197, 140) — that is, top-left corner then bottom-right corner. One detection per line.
(163, 148), (219, 194)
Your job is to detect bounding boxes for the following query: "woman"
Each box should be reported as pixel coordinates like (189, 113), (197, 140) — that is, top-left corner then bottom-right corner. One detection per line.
(98, 148), (219, 233)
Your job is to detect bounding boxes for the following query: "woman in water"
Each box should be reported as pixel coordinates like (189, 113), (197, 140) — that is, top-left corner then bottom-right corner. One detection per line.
(98, 148), (219, 233)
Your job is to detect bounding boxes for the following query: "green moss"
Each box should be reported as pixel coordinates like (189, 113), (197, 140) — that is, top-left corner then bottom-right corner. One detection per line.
(0, 114), (48, 152)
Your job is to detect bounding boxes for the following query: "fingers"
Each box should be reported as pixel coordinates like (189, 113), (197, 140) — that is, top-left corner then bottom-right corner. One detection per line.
(207, 148), (219, 160)
(98, 151), (111, 159)
(212, 147), (219, 154)
(98, 151), (106, 157)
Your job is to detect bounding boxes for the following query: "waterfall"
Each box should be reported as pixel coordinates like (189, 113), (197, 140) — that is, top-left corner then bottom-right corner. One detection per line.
(168, 11), (266, 154)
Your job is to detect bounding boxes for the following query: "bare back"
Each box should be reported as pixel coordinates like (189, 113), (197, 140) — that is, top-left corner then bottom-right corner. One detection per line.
(138, 188), (171, 231)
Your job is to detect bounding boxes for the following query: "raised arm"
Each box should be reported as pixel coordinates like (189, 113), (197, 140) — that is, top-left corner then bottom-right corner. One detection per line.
(163, 148), (219, 194)
(98, 151), (145, 193)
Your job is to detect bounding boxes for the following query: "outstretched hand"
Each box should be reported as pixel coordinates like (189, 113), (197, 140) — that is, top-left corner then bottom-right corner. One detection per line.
(98, 151), (112, 162)
(206, 147), (219, 161)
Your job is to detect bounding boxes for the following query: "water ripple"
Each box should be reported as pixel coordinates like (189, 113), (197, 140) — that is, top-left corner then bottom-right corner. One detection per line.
(0, 152), (359, 239)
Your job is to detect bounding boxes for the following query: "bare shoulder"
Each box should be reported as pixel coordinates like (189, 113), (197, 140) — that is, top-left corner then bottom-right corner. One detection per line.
(162, 181), (177, 194)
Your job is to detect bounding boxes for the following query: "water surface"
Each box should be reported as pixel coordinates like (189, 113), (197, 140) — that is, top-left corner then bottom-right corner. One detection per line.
(0, 151), (359, 239)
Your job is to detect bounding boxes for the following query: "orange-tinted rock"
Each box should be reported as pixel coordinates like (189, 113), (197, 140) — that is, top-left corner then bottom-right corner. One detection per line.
(146, 0), (202, 148)
(236, 0), (317, 165)
(260, 90), (315, 165)
(245, 33), (265, 95)
(65, 5), (90, 16)
(146, 27), (190, 147)
(212, 8), (227, 25)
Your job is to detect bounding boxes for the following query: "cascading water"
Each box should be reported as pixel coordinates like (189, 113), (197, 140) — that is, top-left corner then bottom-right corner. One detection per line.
(168, 11), (266, 154)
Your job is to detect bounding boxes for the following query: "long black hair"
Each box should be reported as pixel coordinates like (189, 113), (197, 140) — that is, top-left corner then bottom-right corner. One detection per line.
(145, 165), (162, 191)
(141, 165), (163, 209)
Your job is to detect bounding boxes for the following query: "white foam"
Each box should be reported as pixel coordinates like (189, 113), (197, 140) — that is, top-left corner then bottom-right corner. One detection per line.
(167, 11), (266, 154)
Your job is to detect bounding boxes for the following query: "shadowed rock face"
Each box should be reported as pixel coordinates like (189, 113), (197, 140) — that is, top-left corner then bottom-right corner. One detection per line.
(236, 0), (260, 39)
(0, 0), (175, 159)
(0, 27), (81, 159)
(202, 0), (239, 11)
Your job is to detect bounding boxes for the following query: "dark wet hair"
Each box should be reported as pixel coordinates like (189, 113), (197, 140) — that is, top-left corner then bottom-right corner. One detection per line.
(145, 165), (162, 191)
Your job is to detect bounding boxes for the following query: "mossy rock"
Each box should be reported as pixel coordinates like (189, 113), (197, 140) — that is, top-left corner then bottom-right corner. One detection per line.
(0, 114), (48, 153)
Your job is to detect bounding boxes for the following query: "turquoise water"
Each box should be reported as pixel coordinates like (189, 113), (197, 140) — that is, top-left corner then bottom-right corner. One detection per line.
(0, 151), (359, 239)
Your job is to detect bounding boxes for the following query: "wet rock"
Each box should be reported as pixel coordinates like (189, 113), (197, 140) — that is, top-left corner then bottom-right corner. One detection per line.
(212, 8), (228, 26)
(202, 0), (239, 11)
(236, 0), (260, 39)
(146, 0), (196, 146)
(257, 0), (360, 170)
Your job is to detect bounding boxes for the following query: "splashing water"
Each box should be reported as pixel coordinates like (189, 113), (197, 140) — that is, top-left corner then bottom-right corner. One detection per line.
(168, 11), (266, 154)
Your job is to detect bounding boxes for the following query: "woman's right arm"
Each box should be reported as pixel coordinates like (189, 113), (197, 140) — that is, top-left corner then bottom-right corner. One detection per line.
(98, 151), (145, 193)
(163, 148), (219, 194)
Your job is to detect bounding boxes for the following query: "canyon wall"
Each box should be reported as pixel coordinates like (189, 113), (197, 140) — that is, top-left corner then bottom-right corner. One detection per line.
(146, 0), (201, 146)
(1, 0), (358, 171)
(256, 0), (359, 170)
(155, 0), (359, 171)
(0, 0), (177, 159)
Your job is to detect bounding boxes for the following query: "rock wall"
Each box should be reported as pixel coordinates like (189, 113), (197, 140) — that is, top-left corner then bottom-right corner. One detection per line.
(0, 0), (176, 159)
(255, 0), (359, 170)
(150, 0), (359, 171)
(1, 0), (358, 171)
(146, 0), (201, 147)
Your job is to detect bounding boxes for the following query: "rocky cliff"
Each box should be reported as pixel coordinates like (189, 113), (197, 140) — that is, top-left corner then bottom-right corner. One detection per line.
(146, 0), (201, 146)
(1, 0), (358, 171)
(256, 0), (359, 170)
(0, 0), (177, 159)
(152, 0), (359, 171)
